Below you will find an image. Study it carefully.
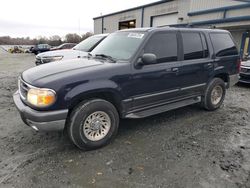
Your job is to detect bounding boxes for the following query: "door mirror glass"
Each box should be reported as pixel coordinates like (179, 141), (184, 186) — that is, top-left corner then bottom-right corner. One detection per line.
(141, 53), (157, 65)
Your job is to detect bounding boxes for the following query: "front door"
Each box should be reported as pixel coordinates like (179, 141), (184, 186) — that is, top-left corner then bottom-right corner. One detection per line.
(130, 31), (182, 111)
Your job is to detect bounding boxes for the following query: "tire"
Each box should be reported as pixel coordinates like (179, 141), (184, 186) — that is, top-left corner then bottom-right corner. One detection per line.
(201, 78), (226, 111)
(67, 99), (119, 150)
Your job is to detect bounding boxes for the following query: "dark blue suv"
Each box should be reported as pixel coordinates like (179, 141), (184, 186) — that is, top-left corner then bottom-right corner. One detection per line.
(13, 28), (240, 150)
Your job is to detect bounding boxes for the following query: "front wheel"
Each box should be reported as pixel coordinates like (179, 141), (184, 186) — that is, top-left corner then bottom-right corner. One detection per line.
(201, 78), (226, 111)
(67, 99), (119, 150)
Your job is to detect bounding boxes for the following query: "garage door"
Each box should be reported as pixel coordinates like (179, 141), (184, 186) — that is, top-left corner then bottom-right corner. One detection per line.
(152, 13), (178, 27)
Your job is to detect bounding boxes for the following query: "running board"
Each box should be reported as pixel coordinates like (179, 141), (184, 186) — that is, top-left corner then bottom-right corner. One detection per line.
(125, 96), (201, 119)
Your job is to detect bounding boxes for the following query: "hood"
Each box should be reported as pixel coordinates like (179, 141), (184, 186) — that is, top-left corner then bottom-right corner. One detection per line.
(241, 60), (250, 67)
(37, 49), (88, 60)
(22, 58), (105, 85)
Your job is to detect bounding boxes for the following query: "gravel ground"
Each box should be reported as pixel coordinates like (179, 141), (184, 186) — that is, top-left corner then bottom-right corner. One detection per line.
(0, 51), (250, 188)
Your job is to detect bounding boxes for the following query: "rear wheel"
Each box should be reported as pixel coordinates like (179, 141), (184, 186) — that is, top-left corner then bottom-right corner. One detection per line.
(201, 78), (226, 111)
(67, 99), (119, 150)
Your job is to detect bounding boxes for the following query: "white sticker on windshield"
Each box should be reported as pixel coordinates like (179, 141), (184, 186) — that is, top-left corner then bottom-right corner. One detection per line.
(128, 33), (144, 39)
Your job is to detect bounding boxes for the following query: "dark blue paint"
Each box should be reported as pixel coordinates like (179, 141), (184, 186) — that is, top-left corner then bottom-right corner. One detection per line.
(21, 28), (240, 117)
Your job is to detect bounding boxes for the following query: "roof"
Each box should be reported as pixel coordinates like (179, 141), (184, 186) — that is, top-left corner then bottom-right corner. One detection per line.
(116, 28), (152, 32)
(93, 33), (109, 37)
(93, 0), (173, 20)
(116, 27), (228, 33)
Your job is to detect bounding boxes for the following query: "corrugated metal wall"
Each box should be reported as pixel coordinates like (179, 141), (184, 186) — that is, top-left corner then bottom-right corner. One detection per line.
(103, 9), (142, 33)
(189, 0), (244, 12)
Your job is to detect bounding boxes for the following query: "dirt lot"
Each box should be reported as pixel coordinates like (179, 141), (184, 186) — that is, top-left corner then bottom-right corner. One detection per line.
(0, 50), (250, 188)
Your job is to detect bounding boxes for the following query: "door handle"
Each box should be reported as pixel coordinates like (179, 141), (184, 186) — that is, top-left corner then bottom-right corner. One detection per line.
(172, 67), (179, 72)
(204, 63), (213, 69)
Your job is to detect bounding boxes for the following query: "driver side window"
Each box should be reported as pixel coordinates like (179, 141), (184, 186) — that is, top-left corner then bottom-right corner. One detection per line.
(144, 32), (178, 63)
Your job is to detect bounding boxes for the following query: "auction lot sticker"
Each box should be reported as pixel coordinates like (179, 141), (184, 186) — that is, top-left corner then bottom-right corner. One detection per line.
(128, 33), (144, 39)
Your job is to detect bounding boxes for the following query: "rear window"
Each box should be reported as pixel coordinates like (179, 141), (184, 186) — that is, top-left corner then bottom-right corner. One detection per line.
(210, 33), (238, 57)
(182, 32), (207, 60)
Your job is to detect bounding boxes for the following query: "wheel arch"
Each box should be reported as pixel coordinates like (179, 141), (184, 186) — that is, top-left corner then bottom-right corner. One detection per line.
(213, 73), (229, 88)
(67, 88), (124, 117)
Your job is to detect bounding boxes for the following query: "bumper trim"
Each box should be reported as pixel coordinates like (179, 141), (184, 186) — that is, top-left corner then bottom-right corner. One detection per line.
(13, 91), (68, 131)
(26, 119), (66, 131)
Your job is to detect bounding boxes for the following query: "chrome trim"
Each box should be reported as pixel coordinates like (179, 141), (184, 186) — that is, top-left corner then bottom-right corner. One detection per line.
(123, 98), (133, 103)
(19, 77), (56, 94)
(18, 79), (25, 100)
(180, 83), (206, 91)
(134, 89), (179, 101)
(132, 83), (206, 101)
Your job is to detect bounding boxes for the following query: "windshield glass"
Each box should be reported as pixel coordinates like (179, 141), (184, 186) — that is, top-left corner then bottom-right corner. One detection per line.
(73, 35), (104, 52)
(91, 32), (146, 60)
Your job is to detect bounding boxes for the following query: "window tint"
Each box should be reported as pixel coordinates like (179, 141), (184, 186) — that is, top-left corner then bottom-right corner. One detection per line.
(182, 32), (204, 60)
(144, 32), (178, 63)
(210, 33), (238, 57)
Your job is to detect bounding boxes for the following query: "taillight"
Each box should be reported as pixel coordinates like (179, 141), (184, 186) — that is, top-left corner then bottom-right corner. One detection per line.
(237, 59), (241, 73)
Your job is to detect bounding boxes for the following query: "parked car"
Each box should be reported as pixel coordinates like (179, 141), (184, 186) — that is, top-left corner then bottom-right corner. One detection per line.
(239, 55), (250, 83)
(50, 43), (77, 51)
(13, 27), (240, 150)
(31, 44), (51, 55)
(35, 34), (108, 65)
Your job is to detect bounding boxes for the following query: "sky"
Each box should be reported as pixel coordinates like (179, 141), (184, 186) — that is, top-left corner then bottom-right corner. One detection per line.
(0, 0), (155, 38)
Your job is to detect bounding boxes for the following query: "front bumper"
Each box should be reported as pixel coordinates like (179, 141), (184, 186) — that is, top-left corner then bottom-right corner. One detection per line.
(13, 91), (68, 131)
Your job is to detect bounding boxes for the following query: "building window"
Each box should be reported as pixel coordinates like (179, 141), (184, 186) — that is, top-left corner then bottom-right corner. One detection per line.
(119, 20), (136, 30)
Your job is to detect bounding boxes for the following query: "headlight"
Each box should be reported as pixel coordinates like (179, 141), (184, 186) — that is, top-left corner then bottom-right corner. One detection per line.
(42, 56), (63, 63)
(27, 88), (56, 107)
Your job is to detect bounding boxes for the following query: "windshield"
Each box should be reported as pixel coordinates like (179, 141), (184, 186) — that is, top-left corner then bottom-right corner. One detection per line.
(73, 35), (105, 52)
(91, 32), (146, 60)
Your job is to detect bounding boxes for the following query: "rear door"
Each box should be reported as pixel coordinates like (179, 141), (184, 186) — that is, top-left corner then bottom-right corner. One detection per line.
(178, 31), (212, 97)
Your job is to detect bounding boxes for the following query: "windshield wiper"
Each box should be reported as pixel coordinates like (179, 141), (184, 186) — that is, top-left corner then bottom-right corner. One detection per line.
(95, 54), (116, 63)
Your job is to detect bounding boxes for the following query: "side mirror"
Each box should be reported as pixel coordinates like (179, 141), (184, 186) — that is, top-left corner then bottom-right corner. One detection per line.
(141, 53), (157, 65)
(136, 53), (157, 68)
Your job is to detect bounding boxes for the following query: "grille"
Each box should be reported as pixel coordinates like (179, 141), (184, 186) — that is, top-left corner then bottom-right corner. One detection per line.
(18, 78), (30, 100)
(35, 56), (42, 65)
(35, 57), (53, 64)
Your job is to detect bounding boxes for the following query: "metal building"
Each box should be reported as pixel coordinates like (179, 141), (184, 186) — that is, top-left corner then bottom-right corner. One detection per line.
(93, 0), (250, 59)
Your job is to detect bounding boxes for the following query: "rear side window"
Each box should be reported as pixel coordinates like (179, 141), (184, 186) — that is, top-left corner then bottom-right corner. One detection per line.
(182, 32), (205, 60)
(210, 33), (238, 57)
(144, 32), (178, 63)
